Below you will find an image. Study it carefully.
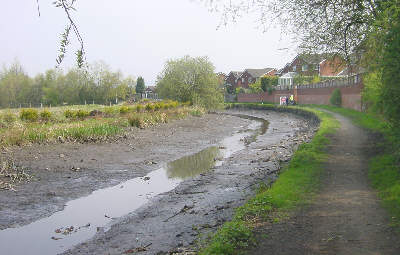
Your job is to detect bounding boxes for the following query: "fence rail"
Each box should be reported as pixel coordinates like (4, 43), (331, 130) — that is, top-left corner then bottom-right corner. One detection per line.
(275, 74), (362, 91)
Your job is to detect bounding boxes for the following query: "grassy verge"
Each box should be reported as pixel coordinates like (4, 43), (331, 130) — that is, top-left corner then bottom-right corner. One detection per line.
(308, 104), (400, 227)
(199, 104), (339, 255)
(0, 101), (205, 147)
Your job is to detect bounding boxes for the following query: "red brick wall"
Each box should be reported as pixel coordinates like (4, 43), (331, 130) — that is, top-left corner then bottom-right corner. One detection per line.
(319, 56), (346, 76)
(237, 82), (363, 111)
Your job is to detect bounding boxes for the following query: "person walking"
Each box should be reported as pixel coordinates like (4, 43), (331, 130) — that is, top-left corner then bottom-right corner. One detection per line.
(285, 96), (289, 106)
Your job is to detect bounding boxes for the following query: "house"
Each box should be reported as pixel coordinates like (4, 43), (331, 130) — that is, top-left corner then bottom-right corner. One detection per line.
(144, 86), (158, 99)
(277, 54), (347, 86)
(236, 68), (276, 88)
(225, 71), (243, 92)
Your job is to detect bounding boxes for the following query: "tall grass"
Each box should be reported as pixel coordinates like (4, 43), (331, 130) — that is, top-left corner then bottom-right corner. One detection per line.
(199, 104), (339, 255)
(0, 101), (199, 146)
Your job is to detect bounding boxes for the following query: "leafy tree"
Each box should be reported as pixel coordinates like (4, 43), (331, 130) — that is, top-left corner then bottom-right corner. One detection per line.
(136, 77), (145, 94)
(156, 56), (223, 109)
(249, 80), (263, 93)
(260, 76), (278, 92)
(0, 60), (136, 108)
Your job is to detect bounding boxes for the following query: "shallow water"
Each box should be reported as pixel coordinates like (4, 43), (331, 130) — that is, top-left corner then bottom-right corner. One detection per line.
(0, 116), (268, 255)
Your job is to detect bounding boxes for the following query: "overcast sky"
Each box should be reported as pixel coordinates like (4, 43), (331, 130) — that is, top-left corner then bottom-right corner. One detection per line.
(0, 0), (297, 85)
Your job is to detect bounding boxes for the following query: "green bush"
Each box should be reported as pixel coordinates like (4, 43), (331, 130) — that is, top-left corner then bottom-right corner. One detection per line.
(128, 114), (144, 128)
(190, 107), (205, 117)
(136, 104), (144, 112)
(40, 109), (52, 121)
(154, 103), (162, 111)
(330, 88), (342, 107)
(145, 103), (155, 112)
(64, 109), (76, 118)
(76, 109), (90, 119)
(119, 105), (130, 114)
(104, 106), (118, 116)
(20, 108), (39, 122)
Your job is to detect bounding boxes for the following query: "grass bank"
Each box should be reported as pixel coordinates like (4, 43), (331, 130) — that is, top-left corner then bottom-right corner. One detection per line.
(199, 104), (339, 254)
(0, 101), (205, 147)
(308, 104), (400, 227)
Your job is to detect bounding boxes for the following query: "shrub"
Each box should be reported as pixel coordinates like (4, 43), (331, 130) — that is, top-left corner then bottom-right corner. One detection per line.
(64, 109), (76, 118)
(190, 107), (206, 117)
(128, 114), (145, 128)
(136, 104), (144, 112)
(154, 103), (162, 111)
(104, 106), (118, 116)
(40, 109), (52, 122)
(20, 108), (39, 122)
(330, 88), (342, 107)
(76, 109), (90, 119)
(145, 103), (155, 112)
(119, 105), (130, 114)
(153, 112), (168, 123)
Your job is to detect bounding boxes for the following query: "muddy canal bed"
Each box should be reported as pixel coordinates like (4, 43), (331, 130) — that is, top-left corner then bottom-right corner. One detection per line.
(0, 109), (317, 255)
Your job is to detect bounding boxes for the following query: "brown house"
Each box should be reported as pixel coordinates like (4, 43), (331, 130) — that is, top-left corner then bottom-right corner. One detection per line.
(225, 71), (243, 91)
(277, 54), (346, 78)
(236, 68), (276, 88)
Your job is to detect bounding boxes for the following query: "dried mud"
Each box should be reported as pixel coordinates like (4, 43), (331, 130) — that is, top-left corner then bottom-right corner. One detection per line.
(0, 109), (317, 255)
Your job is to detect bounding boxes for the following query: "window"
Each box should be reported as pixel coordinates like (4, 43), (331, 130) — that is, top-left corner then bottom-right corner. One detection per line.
(242, 78), (244, 83)
(293, 66), (297, 72)
(314, 64), (319, 71)
(302, 64), (308, 71)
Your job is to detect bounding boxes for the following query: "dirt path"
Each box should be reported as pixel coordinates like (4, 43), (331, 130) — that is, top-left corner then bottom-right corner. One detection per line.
(249, 111), (400, 255)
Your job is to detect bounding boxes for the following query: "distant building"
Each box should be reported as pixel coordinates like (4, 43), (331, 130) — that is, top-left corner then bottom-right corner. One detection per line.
(236, 68), (276, 88)
(143, 86), (158, 99)
(225, 71), (243, 92)
(277, 54), (347, 87)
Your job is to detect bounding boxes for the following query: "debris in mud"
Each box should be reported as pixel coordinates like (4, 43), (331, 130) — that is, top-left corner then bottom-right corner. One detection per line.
(144, 160), (157, 165)
(164, 204), (195, 222)
(51, 236), (63, 240)
(0, 158), (32, 191)
(70, 166), (81, 172)
(168, 247), (197, 255)
(123, 243), (152, 254)
(143, 176), (151, 181)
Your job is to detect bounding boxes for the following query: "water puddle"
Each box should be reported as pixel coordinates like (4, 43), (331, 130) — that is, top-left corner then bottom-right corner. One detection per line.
(0, 115), (268, 255)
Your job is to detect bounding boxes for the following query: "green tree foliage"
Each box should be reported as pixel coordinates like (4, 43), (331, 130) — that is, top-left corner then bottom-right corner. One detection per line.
(136, 76), (145, 94)
(0, 60), (136, 108)
(156, 56), (223, 109)
(330, 88), (342, 107)
(249, 80), (263, 93)
(380, 6), (400, 126)
(362, 1), (400, 126)
(260, 76), (278, 92)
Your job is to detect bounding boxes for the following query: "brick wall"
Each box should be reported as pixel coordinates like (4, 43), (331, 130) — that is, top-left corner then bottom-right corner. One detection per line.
(237, 78), (363, 111)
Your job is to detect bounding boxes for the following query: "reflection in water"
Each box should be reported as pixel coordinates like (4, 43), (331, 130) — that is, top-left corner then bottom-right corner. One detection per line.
(167, 146), (220, 179)
(0, 115), (269, 255)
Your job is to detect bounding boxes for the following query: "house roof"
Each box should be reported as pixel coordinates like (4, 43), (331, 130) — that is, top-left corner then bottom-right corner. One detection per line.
(145, 86), (156, 92)
(242, 68), (275, 78)
(279, 72), (297, 78)
(228, 71), (243, 79)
